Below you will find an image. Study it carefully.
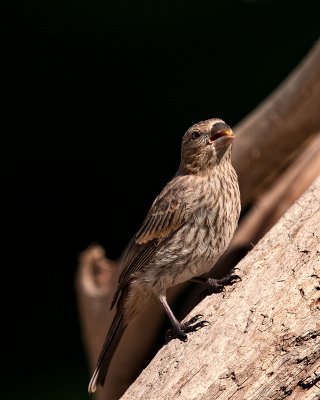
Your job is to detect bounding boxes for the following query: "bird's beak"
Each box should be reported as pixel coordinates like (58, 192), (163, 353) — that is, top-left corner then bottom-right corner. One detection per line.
(221, 128), (235, 138)
(209, 128), (235, 144)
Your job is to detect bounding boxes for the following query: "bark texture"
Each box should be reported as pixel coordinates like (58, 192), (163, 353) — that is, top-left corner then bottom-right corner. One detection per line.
(76, 245), (120, 373)
(220, 132), (320, 269)
(232, 39), (320, 208)
(120, 177), (320, 400)
(76, 245), (169, 400)
(76, 40), (320, 400)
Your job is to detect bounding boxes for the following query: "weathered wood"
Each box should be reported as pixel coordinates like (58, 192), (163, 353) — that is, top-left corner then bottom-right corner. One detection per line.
(120, 177), (320, 400)
(232, 39), (320, 208)
(230, 132), (320, 253)
(76, 42), (320, 399)
(77, 135), (320, 400)
(76, 245), (170, 400)
(76, 245), (120, 374)
(202, 132), (320, 283)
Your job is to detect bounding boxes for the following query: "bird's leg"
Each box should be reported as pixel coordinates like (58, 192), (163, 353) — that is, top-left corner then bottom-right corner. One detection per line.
(158, 294), (209, 342)
(192, 268), (241, 297)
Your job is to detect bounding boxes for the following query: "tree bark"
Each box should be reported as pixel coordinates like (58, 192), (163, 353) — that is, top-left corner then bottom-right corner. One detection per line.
(120, 177), (320, 400)
(186, 132), (320, 303)
(76, 245), (171, 400)
(76, 245), (120, 374)
(76, 41), (320, 400)
(222, 132), (320, 266)
(232, 39), (320, 208)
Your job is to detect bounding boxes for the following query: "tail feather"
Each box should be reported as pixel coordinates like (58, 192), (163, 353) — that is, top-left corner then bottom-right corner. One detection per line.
(88, 309), (127, 394)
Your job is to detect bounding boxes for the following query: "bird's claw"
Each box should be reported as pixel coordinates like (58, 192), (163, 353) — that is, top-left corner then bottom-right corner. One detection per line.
(166, 328), (187, 342)
(181, 314), (210, 333)
(165, 314), (209, 343)
(199, 271), (241, 300)
(208, 271), (241, 286)
(185, 314), (203, 325)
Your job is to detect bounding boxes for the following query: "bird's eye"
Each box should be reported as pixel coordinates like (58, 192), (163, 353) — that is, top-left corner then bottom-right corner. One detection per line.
(191, 131), (201, 140)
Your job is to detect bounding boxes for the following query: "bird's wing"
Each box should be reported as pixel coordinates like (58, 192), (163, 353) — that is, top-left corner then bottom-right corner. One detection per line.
(111, 177), (190, 308)
(135, 189), (185, 244)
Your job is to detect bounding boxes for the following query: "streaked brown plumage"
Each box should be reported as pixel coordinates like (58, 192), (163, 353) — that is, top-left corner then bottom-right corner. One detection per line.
(88, 118), (241, 393)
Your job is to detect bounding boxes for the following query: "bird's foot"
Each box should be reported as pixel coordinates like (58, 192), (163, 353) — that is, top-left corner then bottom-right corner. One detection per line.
(181, 314), (210, 333)
(196, 269), (241, 299)
(165, 314), (209, 343)
(207, 271), (241, 291)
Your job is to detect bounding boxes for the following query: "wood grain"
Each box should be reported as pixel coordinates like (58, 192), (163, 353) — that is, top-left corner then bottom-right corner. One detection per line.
(121, 178), (320, 400)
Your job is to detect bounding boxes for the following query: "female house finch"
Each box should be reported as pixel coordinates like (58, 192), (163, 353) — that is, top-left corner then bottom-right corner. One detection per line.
(88, 118), (241, 393)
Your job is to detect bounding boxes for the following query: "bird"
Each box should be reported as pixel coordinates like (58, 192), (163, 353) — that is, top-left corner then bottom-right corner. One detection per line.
(88, 117), (241, 394)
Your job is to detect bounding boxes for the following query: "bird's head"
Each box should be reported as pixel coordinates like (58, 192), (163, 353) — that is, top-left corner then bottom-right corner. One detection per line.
(179, 118), (235, 174)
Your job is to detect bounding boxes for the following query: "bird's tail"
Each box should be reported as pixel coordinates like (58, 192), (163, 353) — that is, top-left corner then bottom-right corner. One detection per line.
(88, 307), (127, 394)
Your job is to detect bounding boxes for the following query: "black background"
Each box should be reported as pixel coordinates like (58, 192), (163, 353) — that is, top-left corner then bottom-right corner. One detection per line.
(2, 1), (319, 399)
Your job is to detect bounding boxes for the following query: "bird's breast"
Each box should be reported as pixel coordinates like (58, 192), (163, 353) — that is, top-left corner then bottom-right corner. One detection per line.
(138, 171), (240, 291)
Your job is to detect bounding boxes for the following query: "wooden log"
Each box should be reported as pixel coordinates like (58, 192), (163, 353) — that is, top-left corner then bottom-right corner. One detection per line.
(209, 132), (320, 280)
(120, 177), (320, 400)
(232, 39), (320, 208)
(76, 41), (320, 399)
(76, 245), (170, 400)
(231, 133), (320, 249)
(76, 245), (120, 374)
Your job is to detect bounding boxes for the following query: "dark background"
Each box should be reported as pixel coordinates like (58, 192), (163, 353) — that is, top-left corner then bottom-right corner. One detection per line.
(2, 1), (319, 399)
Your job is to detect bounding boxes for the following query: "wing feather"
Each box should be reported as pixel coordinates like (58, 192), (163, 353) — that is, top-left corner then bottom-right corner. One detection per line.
(136, 193), (183, 243)
(111, 176), (193, 309)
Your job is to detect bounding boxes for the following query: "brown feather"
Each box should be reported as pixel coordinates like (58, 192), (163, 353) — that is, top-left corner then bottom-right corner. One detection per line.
(88, 118), (241, 393)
